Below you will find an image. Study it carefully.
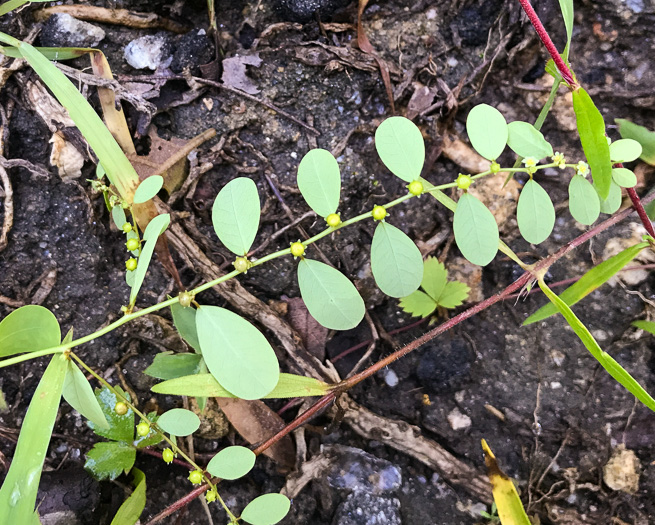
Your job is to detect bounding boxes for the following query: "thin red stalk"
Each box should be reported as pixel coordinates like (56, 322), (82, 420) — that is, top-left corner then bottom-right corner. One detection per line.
(516, 0), (576, 86)
(626, 187), (655, 238)
(150, 192), (655, 522)
(140, 447), (194, 469)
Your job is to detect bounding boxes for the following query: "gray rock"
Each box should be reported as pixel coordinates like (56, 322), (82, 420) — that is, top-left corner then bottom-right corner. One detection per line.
(326, 446), (402, 495)
(39, 13), (105, 48)
(333, 492), (402, 525)
(124, 33), (172, 71)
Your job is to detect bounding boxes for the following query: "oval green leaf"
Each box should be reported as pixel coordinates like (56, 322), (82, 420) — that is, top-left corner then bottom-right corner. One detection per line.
(144, 353), (202, 380)
(156, 408), (200, 437)
(111, 205), (127, 230)
(133, 175), (164, 204)
(207, 446), (256, 480)
(453, 193), (499, 266)
(516, 179), (555, 244)
(598, 180), (622, 215)
(371, 222), (423, 298)
(129, 213), (170, 304)
(63, 360), (109, 429)
(170, 302), (201, 352)
(241, 493), (291, 525)
(152, 372), (330, 398)
(572, 88), (612, 199)
(212, 177), (260, 256)
(609, 138), (642, 164)
(374, 116), (425, 182)
(297, 149), (341, 217)
(0, 305), (61, 358)
(507, 121), (554, 160)
(297, 259), (365, 330)
(466, 104), (508, 161)
(616, 118), (655, 165)
(196, 306), (279, 400)
(612, 167), (637, 188)
(568, 175), (600, 225)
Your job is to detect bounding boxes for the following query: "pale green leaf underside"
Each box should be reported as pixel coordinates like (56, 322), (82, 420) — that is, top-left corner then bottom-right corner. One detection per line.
(609, 138), (642, 163)
(111, 205), (127, 230)
(466, 104), (508, 160)
(371, 222), (423, 298)
(156, 408), (200, 437)
(241, 493), (291, 525)
(144, 352), (202, 380)
(524, 242), (648, 325)
(399, 290), (437, 318)
(170, 303), (202, 352)
(612, 168), (637, 188)
(374, 116), (425, 182)
(207, 446), (256, 480)
(152, 372), (330, 398)
(297, 258), (365, 330)
(63, 361), (110, 429)
(616, 118), (655, 165)
(568, 175), (600, 225)
(0, 354), (67, 524)
(0, 305), (61, 358)
(507, 121), (553, 160)
(129, 213), (170, 304)
(453, 193), (499, 266)
(212, 177), (260, 256)
(598, 180), (622, 215)
(517, 179), (555, 244)
(133, 175), (164, 204)
(297, 149), (341, 217)
(196, 306), (279, 400)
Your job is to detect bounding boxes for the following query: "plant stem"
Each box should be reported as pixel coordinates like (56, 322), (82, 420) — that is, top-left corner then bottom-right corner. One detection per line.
(516, 0), (576, 87)
(626, 188), (655, 238)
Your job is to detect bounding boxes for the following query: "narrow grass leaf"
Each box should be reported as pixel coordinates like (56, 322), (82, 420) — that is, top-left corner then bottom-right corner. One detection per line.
(453, 193), (499, 266)
(507, 121), (553, 160)
(572, 88), (612, 199)
(481, 439), (531, 525)
(598, 180), (622, 215)
(0, 305), (61, 358)
(129, 213), (170, 304)
(212, 177), (260, 255)
(241, 493), (291, 525)
(110, 468), (146, 525)
(0, 354), (67, 524)
(609, 139), (642, 164)
(63, 360), (109, 429)
(196, 306), (279, 400)
(152, 373), (331, 398)
(398, 290), (437, 318)
(558, 0), (574, 59)
(170, 302), (201, 352)
(374, 116), (425, 182)
(616, 118), (655, 165)
(524, 242), (648, 325)
(517, 179), (555, 244)
(84, 442), (136, 481)
(538, 280), (655, 412)
(297, 149), (341, 217)
(156, 408), (200, 437)
(133, 175), (164, 204)
(0, 0), (51, 17)
(568, 174), (600, 225)
(297, 258), (365, 330)
(87, 386), (134, 442)
(371, 222), (424, 297)
(633, 320), (655, 335)
(612, 168), (637, 188)
(466, 104), (508, 161)
(207, 446), (256, 480)
(144, 353), (202, 380)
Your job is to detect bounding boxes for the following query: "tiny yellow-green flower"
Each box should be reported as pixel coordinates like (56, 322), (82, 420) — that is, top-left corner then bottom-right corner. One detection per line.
(371, 205), (387, 221)
(290, 241), (305, 258)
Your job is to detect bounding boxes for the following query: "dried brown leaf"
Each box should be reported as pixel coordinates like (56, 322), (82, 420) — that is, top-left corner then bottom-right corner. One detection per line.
(284, 297), (327, 361)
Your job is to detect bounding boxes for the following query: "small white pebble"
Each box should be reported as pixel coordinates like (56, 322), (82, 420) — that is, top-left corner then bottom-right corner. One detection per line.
(384, 369), (399, 387)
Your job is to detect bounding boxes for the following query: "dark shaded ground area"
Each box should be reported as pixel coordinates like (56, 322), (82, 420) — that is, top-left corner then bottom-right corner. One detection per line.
(1, 0), (655, 524)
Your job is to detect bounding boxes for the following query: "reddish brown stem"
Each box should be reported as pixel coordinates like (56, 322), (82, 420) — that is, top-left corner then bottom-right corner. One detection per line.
(626, 187), (655, 238)
(516, 0), (576, 86)
(144, 483), (209, 525)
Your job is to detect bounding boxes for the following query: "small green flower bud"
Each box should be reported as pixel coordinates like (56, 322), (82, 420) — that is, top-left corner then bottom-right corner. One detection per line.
(136, 421), (150, 437)
(188, 470), (203, 485)
(178, 291), (193, 308)
(125, 258), (137, 272)
(290, 242), (305, 258)
(162, 448), (175, 464)
(456, 174), (472, 191)
(490, 161), (501, 174)
(234, 256), (250, 273)
(122, 223), (132, 233)
(126, 238), (139, 252)
(205, 489), (217, 503)
(407, 180), (424, 196)
(371, 205), (387, 221)
(114, 402), (128, 415)
(326, 213), (341, 228)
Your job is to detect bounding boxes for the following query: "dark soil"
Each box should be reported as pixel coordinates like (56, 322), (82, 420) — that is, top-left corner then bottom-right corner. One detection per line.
(1, 0), (655, 524)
